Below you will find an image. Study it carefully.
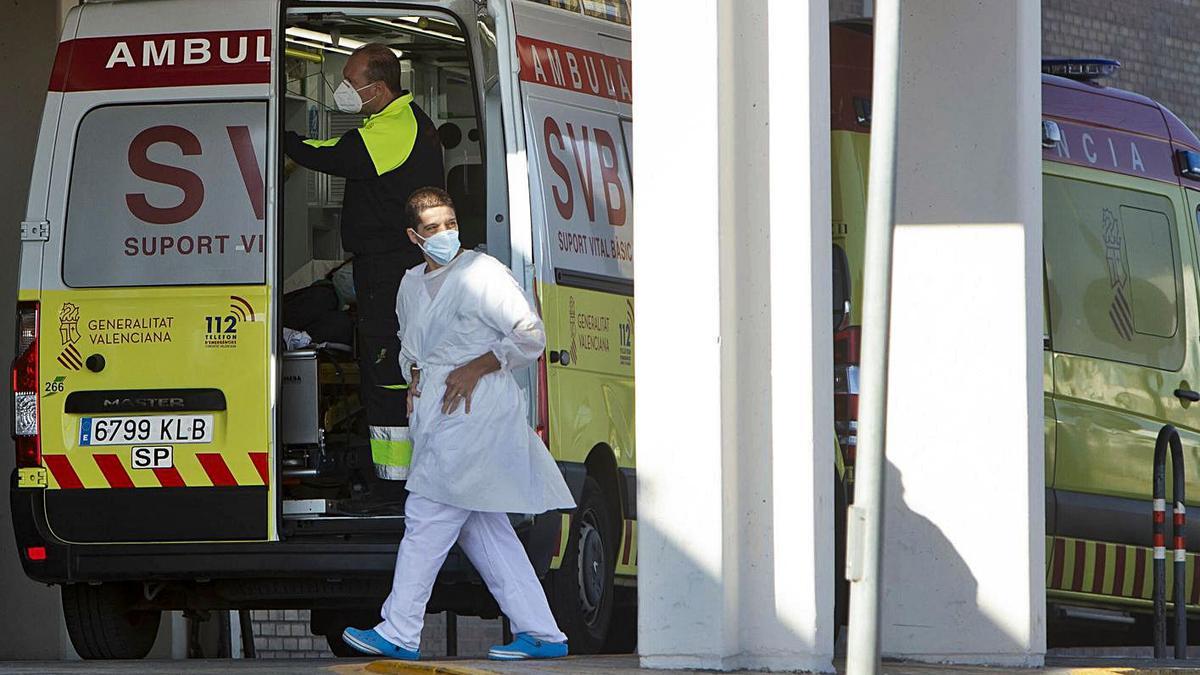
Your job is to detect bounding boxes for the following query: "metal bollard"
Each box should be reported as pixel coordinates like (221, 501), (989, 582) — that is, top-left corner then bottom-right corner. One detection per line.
(1152, 424), (1187, 660)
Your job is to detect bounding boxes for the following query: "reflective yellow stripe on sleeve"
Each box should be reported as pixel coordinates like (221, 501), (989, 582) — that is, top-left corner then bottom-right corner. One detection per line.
(302, 136), (342, 148)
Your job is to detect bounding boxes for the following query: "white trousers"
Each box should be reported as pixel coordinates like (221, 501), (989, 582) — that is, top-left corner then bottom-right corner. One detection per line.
(375, 493), (567, 650)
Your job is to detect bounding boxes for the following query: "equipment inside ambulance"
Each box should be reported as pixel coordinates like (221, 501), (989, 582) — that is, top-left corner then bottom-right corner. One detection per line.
(12, 0), (634, 660)
(831, 19), (1200, 642)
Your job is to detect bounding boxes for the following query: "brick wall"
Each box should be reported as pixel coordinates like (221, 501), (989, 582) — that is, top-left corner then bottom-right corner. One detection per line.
(250, 610), (330, 659)
(250, 609), (500, 659)
(830, 0), (1200, 133)
(1043, 0), (1200, 132)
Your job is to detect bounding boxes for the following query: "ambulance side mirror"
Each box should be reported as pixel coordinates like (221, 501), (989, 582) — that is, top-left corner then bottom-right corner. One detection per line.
(833, 244), (851, 332)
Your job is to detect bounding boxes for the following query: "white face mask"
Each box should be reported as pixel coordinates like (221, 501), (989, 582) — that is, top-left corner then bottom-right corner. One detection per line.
(415, 229), (461, 266)
(333, 79), (377, 114)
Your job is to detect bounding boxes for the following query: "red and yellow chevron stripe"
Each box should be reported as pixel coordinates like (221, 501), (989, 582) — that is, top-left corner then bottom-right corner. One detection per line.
(42, 451), (269, 489)
(1048, 535), (1200, 606)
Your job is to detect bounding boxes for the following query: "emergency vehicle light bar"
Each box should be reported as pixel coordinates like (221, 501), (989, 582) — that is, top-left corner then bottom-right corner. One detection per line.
(1178, 149), (1200, 181)
(1041, 58), (1121, 82)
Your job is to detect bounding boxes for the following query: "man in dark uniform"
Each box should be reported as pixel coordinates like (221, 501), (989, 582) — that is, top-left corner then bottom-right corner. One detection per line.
(285, 43), (444, 474)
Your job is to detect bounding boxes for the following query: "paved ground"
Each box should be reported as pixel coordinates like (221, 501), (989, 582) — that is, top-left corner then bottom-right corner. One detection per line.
(7, 655), (1200, 674)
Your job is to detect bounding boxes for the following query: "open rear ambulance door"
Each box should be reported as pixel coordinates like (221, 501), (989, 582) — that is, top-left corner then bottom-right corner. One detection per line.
(37, 0), (279, 544)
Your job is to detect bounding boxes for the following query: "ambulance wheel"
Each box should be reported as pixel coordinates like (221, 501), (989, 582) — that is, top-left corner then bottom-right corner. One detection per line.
(62, 582), (160, 659)
(548, 476), (616, 654)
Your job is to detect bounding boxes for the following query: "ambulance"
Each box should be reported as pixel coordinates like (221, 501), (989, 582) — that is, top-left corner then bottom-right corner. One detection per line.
(832, 20), (1200, 638)
(11, 0), (634, 658)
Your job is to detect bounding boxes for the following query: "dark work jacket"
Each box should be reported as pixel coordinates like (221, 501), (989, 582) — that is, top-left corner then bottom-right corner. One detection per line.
(285, 92), (445, 263)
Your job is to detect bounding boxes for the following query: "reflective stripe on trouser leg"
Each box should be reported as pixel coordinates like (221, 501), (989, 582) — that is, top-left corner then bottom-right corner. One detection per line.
(458, 511), (568, 643)
(371, 424), (412, 480)
(354, 254), (410, 482)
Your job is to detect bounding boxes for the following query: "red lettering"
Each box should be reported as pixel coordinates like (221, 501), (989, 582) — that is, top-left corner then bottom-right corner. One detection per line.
(177, 235), (194, 255)
(197, 235), (213, 255)
(566, 124), (597, 222)
(226, 125), (265, 220)
(124, 237), (137, 256)
(594, 129), (626, 226)
(125, 125), (205, 225)
(544, 117), (574, 219)
(215, 234), (230, 253)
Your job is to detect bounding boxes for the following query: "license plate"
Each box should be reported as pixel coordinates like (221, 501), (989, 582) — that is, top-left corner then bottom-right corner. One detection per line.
(79, 415), (213, 447)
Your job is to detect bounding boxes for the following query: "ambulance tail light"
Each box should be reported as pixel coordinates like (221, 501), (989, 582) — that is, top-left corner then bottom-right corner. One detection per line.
(11, 302), (40, 468)
(536, 354), (550, 446)
(833, 326), (860, 462)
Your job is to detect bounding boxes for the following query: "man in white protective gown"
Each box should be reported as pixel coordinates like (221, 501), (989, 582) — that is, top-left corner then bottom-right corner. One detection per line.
(342, 187), (576, 661)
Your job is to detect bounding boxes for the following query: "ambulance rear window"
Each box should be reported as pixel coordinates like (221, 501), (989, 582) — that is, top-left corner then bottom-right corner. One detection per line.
(63, 102), (267, 288)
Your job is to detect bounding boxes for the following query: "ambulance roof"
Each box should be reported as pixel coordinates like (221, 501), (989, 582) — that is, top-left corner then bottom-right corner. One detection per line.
(1043, 73), (1200, 152)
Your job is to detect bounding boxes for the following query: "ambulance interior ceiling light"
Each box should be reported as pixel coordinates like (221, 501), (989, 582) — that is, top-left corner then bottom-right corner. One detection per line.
(366, 17), (466, 44)
(1041, 57), (1121, 82)
(287, 38), (351, 56)
(285, 27), (403, 58)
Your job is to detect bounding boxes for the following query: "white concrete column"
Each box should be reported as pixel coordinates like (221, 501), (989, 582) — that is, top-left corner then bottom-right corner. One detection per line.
(879, 0), (1045, 666)
(633, 1), (834, 671)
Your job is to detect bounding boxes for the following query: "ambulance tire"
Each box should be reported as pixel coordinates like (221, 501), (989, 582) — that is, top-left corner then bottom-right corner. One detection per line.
(62, 582), (161, 660)
(548, 476), (616, 654)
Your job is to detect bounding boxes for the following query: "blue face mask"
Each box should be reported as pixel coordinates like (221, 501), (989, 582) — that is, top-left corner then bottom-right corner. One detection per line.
(416, 229), (461, 266)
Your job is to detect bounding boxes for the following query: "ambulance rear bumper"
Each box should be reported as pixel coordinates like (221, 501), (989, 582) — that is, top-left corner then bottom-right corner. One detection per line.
(10, 474), (562, 588)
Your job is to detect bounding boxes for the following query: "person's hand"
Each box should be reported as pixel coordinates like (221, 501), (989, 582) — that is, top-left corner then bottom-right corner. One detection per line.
(442, 361), (484, 414)
(407, 368), (421, 417)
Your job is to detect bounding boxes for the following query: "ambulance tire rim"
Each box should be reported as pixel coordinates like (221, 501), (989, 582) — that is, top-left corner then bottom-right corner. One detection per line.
(577, 510), (607, 623)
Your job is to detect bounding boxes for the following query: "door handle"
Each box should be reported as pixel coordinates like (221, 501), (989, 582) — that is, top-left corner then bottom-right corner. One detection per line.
(1174, 388), (1200, 403)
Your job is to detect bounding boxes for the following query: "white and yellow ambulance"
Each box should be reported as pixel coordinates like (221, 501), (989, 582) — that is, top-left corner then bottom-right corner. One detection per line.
(11, 0), (634, 658)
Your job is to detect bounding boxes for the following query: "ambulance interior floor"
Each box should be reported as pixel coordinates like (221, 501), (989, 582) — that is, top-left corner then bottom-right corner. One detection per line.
(7, 654), (1200, 674)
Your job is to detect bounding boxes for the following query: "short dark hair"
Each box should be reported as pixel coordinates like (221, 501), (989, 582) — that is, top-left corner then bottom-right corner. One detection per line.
(406, 187), (456, 226)
(353, 43), (402, 95)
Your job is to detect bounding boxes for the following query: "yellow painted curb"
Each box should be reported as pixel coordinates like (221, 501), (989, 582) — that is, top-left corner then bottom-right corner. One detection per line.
(364, 660), (499, 675)
(1067, 669), (1200, 674)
